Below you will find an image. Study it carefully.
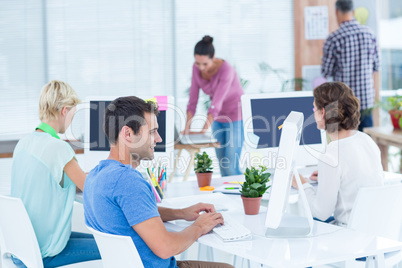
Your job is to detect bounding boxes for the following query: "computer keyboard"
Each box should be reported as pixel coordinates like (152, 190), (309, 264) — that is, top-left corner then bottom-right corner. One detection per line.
(212, 213), (252, 242)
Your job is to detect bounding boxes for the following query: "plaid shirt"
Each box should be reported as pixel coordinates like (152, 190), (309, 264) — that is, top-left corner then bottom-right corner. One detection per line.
(321, 20), (380, 110)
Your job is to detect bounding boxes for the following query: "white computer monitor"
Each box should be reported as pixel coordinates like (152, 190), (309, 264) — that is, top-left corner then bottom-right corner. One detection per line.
(264, 111), (313, 237)
(82, 96), (175, 172)
(241, 92), (326, 167)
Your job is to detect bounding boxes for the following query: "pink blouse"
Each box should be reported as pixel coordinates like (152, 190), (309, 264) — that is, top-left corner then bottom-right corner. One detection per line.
(187, 61), (244, 123)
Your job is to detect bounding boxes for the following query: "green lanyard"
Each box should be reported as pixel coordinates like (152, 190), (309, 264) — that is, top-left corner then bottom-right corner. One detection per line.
(326, 132), (332, 144)
(36, 122), (60, 139)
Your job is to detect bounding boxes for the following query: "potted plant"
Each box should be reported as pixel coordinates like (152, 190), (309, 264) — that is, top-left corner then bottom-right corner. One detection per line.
(194, 152), (213, 187)
(240, 165), (271, 215)
(381, 95), (402, 129)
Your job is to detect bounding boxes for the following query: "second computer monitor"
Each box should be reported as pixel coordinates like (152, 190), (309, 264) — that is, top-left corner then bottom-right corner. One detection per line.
(241, 91), (325, 167)
(83, 96), (174, 172)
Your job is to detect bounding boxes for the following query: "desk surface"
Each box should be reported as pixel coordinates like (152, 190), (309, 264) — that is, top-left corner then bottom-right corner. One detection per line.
(74, 173), (402, 267)
(164, 168), (401, 199)
(363, 126), (402, 172)
(162, 192), (402, 268)
(363, 126), (402, 147)
(0, 139), (84, 158)
(161, 173), (402, 267)
(174, 141), (220, 150)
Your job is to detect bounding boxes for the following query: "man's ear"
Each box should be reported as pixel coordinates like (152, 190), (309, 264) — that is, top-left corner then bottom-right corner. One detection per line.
(120, 126), (133, 143)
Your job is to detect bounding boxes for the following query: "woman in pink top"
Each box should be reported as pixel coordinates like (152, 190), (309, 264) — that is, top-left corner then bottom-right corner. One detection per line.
(183, 36), (244, 176)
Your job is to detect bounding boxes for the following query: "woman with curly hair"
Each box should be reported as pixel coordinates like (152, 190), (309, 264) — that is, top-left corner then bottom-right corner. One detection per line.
(293, 82), (383, 226)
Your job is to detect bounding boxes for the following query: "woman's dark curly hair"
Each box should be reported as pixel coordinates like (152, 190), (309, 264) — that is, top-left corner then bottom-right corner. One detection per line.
(313, 82), (360, 133)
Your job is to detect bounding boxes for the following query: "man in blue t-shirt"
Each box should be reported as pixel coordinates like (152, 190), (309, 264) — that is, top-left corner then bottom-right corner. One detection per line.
(84, 96), (233, 268)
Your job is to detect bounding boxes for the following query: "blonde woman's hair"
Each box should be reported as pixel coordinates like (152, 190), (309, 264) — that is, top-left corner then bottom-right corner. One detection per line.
(38, 80), (81, 121)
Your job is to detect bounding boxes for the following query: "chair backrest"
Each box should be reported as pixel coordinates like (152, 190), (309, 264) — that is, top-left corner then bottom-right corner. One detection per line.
(87, 226), (144, 268)
(348, 185), (402, 241)
(0, 195), (44, 268)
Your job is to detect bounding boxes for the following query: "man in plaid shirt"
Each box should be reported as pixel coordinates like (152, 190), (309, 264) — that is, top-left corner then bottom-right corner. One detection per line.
(321, 0), (380, 131)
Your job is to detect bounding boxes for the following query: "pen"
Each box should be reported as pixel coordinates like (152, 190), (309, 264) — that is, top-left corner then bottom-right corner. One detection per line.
(216, 208), (229, 212)
(158, 167), (164, 183)
(225, 187), (239, 190)
(145, 171), (161, 202)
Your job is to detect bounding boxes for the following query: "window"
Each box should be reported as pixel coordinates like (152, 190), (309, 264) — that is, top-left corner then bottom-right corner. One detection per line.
(175, 0), (294, 98)
(0, 1), (45, 138)
(0, 0), (294, 139)
(380, 0), (402, 90)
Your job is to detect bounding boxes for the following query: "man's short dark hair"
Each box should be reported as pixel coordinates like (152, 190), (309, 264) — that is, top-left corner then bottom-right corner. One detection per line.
(104, 96), (159, 144)
(336, 0), (353, 13)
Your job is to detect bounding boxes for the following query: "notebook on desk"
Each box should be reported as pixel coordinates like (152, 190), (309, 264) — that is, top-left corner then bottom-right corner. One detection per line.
(174, 127), (217, 145)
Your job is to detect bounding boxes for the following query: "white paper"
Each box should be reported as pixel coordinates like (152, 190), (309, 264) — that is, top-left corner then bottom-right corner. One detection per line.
(246, 132), (260, 149)
(304, 6), (329, 40)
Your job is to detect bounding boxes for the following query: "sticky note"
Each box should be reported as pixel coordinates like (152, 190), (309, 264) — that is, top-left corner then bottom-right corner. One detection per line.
(313, 77), (327, 89)
(199, 186), (215, 191)
(224, 181), (244, 185)
(155, 96), (168, 111)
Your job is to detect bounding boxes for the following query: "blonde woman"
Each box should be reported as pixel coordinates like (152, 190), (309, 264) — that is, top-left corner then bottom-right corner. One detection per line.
(11, 80), (100, 267)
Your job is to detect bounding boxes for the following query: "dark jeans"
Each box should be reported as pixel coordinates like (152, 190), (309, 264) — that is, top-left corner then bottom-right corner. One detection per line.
(12, 232), (101, 268)
(359, 109), (373, 132)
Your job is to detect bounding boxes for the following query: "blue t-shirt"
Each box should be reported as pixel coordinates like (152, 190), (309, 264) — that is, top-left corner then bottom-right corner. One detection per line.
(84, 160), (177, 268)
(11, 132), (76, 257)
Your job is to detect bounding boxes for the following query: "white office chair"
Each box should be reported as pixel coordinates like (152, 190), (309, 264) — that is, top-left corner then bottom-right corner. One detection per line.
(87, 226), (144, 268)
(0, 195), (102, 268)
(344, 185), (402, 268)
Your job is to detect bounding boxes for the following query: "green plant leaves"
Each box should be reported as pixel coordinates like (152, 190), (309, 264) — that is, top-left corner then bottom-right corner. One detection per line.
(250, 182), (262, 189)
(240, 165), (271, 198)
(261, 173), (270, 181)
(194, 151), (213, 173)
(380, 95), (402, 111)
(248, 189), (259, 198)
(248, 172), (255, 183)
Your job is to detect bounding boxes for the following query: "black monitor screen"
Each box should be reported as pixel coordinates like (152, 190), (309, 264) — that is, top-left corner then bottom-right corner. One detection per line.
(250, 96), (321, 149)
(89, 100), (166, 152)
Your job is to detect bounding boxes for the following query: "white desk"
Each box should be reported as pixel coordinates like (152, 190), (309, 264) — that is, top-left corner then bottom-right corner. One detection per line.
(161, 192), (402, 268)
(74, 173), (402, 267)
(162, 170), (402, 204)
